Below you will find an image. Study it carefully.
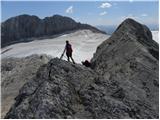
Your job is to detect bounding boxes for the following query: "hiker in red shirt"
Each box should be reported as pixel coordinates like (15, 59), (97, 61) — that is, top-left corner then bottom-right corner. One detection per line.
(61, 40), (75, 64)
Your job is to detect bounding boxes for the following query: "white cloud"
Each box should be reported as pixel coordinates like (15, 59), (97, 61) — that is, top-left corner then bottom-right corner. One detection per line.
(66, 6), (73, 14)
(141, 13), (148, 17)
(100, 2), (112, 8)
(100, 11), (107, 16)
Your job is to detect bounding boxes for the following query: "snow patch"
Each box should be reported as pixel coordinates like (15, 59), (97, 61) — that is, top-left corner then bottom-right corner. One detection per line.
(2, 30), (110, 63)
(152, 31), (159, 43)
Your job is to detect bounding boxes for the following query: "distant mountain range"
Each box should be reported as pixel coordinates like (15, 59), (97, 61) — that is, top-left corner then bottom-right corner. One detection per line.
(1, 14), (105, 48)
(96, 25), (117, 35)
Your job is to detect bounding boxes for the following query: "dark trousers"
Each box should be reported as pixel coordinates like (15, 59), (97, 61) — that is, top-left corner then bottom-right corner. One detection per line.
(66, 52), (75, 63)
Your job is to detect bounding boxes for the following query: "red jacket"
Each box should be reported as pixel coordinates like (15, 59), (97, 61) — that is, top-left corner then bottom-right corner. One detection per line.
(66, 43), (72, 53)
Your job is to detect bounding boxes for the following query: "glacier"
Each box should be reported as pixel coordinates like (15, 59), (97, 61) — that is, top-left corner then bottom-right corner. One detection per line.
(1, 30), (109, 63)
(1, 30), (158, 63)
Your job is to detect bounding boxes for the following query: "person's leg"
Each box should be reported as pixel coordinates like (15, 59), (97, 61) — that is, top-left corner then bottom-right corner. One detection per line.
(70, 53), (75, 64)
(66, 53), (70, 62)
(67, 56), (70, 62)
(71, 57), (75, 64)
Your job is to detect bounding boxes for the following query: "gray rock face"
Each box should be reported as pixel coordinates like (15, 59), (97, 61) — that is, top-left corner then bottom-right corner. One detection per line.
(91, 18), (159, 118)
(1, 54), (51, 118)
(4, 19), (159, 119)
(1, 14), (105, 47)
(4, 58), (97, 118)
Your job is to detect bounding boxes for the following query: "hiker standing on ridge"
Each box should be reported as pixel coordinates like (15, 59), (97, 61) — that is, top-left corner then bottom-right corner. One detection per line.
(61, 40), (75, 64)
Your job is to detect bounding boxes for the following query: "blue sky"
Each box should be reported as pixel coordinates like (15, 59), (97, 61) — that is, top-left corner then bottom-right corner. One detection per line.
(1, 1), (159, 27)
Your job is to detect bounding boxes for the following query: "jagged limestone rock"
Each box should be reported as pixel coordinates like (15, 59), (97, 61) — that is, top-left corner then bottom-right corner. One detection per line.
(4, 19), (159, 119)
(1, 54), (51, 118)
(5, 58), (97, 118)
(91, 18), (159, 118)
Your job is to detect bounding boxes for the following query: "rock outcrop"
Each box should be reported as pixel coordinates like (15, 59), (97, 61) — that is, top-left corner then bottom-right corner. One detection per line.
(1, 14), (105, 47)
(91, 18), (159, 118)
(1, 54), (51, 118)
(4, 18), (159, 119)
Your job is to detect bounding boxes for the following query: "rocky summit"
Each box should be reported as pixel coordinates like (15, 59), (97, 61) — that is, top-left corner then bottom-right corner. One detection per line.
(1, 14), (105, 47)
(4, 18), (159, 119)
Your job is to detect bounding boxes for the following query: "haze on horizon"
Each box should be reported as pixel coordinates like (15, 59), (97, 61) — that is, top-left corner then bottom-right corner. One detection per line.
(1, 0), (159, 29)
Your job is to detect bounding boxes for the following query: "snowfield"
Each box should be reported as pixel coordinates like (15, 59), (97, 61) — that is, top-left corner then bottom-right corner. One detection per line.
(1, 30), (110, 63)
(151, 31), (159, 43)
(1, 30), (159, 63)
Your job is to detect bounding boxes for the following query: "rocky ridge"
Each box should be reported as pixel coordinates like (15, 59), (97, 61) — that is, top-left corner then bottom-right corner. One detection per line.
(1, 14), (105, 47)
(3, 18), (159, 119)
(1, 54), (51, 118)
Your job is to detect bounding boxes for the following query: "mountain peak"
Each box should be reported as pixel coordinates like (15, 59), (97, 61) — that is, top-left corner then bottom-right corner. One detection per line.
(1, 14), (105, 47)
(121, 18), (140, 24)
(5, 14), (40, 22)
(116, 18), (150, 33)
(112, 18), (158, 59)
